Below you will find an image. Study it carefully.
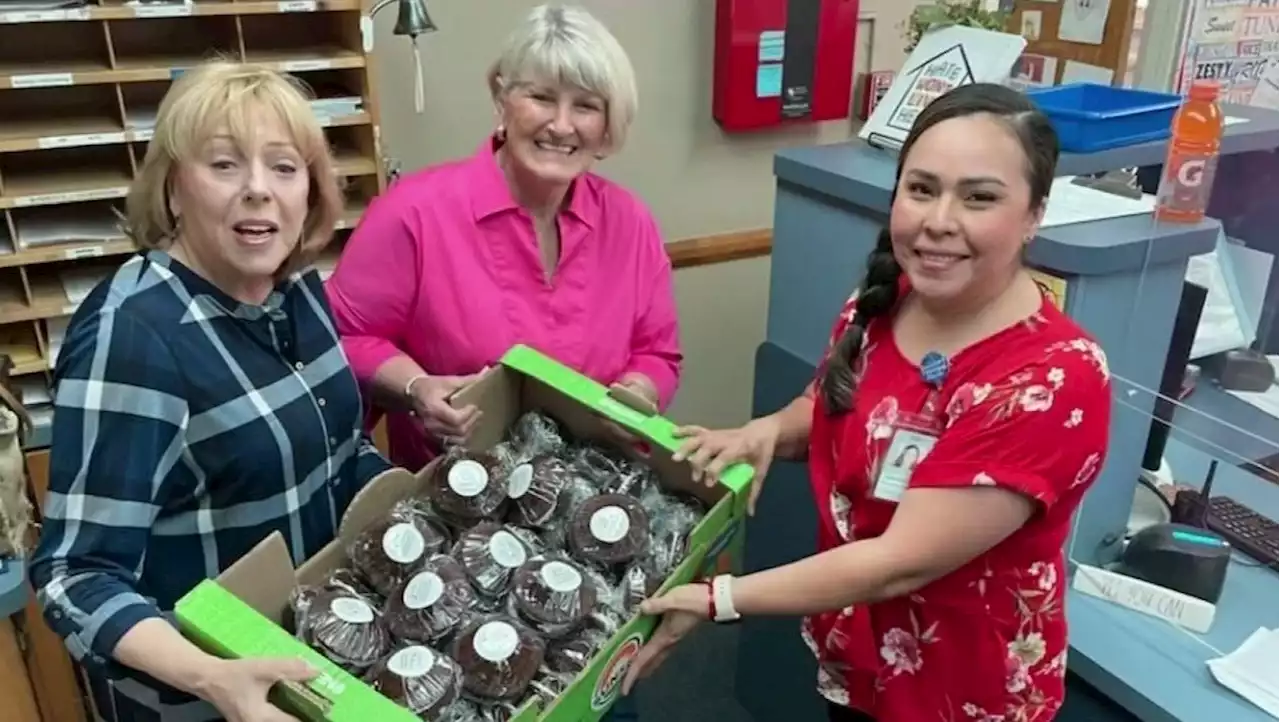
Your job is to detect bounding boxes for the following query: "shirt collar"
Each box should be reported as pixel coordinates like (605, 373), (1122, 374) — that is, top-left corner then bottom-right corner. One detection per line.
(469, 134), (598, 229)
(147, 249), (293, 321)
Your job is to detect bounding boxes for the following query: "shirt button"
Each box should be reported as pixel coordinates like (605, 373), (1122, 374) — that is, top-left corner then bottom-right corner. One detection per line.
(295, 362), (305, 371)
(318, 398), (327, 407)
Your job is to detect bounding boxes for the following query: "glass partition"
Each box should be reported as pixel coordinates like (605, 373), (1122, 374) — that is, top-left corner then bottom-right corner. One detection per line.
(1061, 106), (1277, 647)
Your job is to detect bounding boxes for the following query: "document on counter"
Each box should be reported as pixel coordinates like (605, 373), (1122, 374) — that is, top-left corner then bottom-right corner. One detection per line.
(1207, 627), (1279, 718)
(1040, 177), (1155, 228)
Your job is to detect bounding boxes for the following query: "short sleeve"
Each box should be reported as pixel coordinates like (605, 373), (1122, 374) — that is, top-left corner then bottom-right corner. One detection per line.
(908, 337), (1112, 508)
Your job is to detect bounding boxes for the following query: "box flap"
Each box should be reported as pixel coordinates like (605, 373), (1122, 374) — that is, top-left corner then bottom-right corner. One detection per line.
(497, 344), (754, 496)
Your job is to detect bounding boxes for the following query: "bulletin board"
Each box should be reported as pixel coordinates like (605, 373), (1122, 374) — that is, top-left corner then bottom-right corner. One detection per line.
(1005, 0), (1140, 88)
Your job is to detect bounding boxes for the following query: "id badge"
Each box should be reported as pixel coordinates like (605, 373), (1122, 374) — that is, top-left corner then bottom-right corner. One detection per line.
(872, 412), (939, 503)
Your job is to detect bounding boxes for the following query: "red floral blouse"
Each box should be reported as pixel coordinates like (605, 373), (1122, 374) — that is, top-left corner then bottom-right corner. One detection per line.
(802, 287), (1112, 722)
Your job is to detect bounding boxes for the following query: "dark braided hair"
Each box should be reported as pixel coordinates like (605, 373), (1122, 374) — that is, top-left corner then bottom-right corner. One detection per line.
(818, 83), (1059, 416)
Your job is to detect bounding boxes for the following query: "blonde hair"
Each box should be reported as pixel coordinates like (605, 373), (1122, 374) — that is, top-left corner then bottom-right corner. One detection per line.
(487, 4), (638, 153)
(124, 60), (341, 278)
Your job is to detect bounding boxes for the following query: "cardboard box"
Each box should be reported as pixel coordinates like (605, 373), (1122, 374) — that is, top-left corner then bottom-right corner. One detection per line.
(176, 344), (753, 722)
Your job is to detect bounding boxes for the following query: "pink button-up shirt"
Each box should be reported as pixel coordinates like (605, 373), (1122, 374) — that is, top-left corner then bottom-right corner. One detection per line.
(326, 138), (683, 471)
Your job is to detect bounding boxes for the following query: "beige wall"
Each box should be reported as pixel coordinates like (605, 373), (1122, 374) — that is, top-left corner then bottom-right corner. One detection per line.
(370, 0), (918, 428)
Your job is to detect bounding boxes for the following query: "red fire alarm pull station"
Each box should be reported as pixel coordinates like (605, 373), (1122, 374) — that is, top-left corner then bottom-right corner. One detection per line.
(712, 0), (861, 132)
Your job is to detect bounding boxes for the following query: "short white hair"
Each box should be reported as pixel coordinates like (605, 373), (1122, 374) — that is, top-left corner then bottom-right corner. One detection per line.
(488, 3), (638, 152)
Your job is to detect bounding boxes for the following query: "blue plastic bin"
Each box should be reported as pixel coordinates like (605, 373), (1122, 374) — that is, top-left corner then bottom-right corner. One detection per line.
(1026, 83), (1183, 154)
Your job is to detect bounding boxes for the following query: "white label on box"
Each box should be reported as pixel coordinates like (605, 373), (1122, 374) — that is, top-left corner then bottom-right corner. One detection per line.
(387, 646), (435, 678)
(1, 8), (88, 22)
(64, 245), (105, 260)
(488, 530), (526, 569)
(506, 463), (533, 498)
(403, 571), (444, 609)
(278, 0), (317, 11)
(10, 72), (74, 89)
(14, 186), (128, 208)
(381, 522), (425, 564)
(541, 561), (582, 593)
(282, 59), (332, 72)
(39, 131), (126, 149)
(473, 621), (518, 662)
(590, 506), (630, 543)
(329, 597), (374, 624)
(132, 4), (191, 17)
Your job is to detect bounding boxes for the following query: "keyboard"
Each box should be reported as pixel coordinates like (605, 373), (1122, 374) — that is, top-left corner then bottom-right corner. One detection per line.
(1206, 496), (1279, 570)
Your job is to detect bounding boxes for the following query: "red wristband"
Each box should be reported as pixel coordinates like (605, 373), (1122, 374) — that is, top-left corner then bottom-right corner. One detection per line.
(703, 580), (716, 620)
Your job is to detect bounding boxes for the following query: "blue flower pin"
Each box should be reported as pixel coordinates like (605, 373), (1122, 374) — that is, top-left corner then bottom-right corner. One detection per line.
(920, 351), (949, 388)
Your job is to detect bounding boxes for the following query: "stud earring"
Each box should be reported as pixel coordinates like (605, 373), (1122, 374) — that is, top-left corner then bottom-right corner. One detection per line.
(495, 125), (507, 142)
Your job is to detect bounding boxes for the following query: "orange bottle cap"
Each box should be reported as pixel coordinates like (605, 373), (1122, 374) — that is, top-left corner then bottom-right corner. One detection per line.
(1189, 79), (1220, 101)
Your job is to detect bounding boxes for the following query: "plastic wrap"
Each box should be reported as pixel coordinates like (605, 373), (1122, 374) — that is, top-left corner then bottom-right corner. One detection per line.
(455, 522), (531, 598)
(293, 586), (392, 673)
(504, 454), (572, 528)
(545, 628), (609, 674)
(566, 443), (629, 489)
(526, 668), (576, 708)
(638, 487), (703, 577)
(348, 502), (451, 596)
(369, 644), (464, 719)
(384, 554), (475, 643)
(507, 411), (566, 458)
(451, 614), (547, 701)
(428, 448), (509, 522)
(567, 493), (650, 566)
(619, 561), (662, 613)
(597, 456), (657, 499)
(509, 555), (596, 638)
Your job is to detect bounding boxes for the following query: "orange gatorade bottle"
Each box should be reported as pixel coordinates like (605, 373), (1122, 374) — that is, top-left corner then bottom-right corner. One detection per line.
(1155, 79), (1224, 224)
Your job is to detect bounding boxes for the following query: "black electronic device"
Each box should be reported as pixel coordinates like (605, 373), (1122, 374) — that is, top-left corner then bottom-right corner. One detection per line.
(1117, 522), (1231, 603)
(1170, 460), (1280, 570)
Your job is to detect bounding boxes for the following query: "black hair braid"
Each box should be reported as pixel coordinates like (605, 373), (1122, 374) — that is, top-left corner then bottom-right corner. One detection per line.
(819, 227), (902, 416)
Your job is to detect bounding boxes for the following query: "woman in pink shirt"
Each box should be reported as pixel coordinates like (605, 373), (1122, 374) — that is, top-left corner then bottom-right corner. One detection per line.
(326, 4), (682, 474)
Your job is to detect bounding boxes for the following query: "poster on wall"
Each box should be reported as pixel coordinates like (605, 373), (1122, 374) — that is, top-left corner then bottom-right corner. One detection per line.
(859, 26), (1026, 149)
(1175, 0), (1279, 109)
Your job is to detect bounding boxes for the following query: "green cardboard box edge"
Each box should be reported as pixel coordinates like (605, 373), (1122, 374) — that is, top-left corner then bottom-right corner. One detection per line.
(175, 343), (754, 721)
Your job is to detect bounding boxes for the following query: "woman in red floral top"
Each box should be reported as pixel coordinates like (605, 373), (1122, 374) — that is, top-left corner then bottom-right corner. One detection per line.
(620, 83), (1112, 722)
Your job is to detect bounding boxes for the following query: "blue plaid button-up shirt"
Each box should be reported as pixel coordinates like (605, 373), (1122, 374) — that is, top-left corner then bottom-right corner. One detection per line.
(29, 250), (390, 722)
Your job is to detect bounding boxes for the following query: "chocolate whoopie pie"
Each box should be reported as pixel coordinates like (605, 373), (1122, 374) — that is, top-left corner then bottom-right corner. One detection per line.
(369, 644), (464, 720)
(567, 494), (650, 566)
(383, 554), (475, 643)
(505, 454), (571, 528)
(455, 521), (531, 598)
(297, 588), (392, 673)
(428, 449), (508, 521)
(349, 514), (449, 596)
(451, 615), (547, 701)
(510, 557), (596, 633)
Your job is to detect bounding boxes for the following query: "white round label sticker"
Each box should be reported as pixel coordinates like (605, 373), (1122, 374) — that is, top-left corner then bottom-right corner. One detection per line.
(507, 463), (534, 499)
(330, 597), (373, 625)
(382, 522), (426, 564)
(387, 645), (436, 678)
(403, 571), (445, 610)
(448, 460), (489, 498)
(541, 561), (583, 593)
(489, 530), (527, 569)
(473, 621), (519, 663)
(590, 506), (631, 544)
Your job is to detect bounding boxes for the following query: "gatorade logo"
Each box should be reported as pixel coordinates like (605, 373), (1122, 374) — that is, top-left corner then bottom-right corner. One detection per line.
(1175, 158), (1208, 188)
(590, 633), (644, 711)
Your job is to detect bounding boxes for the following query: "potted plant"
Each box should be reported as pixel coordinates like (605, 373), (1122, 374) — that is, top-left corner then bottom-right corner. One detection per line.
(903, 0), (1011, 52)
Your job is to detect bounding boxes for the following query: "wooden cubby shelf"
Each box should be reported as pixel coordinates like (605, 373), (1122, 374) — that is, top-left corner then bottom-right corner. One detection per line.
(0, 0), (388, 408)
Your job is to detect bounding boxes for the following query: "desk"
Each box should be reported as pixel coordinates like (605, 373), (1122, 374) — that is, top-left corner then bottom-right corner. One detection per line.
(1066, 441), (1278, 722)
(737, 343), (1280, 722)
